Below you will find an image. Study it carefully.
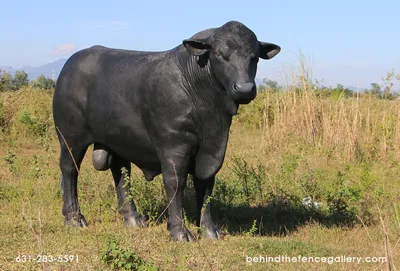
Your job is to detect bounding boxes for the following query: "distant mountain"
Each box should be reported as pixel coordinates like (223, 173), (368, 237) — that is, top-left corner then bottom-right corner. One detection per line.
(0, 58), (67, 80)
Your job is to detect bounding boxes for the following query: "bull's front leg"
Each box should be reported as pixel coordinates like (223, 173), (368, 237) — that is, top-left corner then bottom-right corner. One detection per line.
(193, 175), (220, 239)
(161, 153), (194, 242)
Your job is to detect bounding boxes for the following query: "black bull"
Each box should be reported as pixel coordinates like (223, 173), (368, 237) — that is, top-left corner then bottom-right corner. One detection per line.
(53, 21), (280, 241)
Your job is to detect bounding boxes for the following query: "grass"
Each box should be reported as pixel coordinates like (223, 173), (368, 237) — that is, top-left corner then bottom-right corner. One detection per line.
(0, 83), (399, 270)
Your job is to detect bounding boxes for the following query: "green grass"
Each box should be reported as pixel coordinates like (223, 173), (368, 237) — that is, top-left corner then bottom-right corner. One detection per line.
(0, 87), (399, 270)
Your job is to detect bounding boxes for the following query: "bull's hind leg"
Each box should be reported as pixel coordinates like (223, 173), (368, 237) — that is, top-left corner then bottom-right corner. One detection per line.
(59, 142), (89, 227)
(110, 155), (146, 227)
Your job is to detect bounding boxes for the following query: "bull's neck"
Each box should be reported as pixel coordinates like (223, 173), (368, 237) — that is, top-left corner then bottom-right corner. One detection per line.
(176, 48), (238, 116)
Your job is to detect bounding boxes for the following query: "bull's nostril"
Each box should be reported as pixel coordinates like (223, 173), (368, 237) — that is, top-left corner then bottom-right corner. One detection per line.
(233, 81), (255, 93)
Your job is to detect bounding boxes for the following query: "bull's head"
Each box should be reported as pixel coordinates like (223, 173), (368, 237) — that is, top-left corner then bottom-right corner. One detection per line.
(183, 21), (280, 104)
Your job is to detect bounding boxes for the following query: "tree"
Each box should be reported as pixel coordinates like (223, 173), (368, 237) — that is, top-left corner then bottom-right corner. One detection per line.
(370, 83), (381, 94)
(262, 78), (280, 92)
(14, 70), (29, 89)
(0, 70), (15, 91)
(336, 84), (344, 91)
(30, 74), (55, 90)
(381, 69), (400, 100)
(46, 77), (56, 89)
(365, 82), (381, 97)
(331, 83), (353, 98)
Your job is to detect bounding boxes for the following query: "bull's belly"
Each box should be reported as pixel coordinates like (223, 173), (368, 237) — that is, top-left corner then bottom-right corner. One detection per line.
(112, 141), (162, 181)
(93, 124), (162, 180)
(108, 138), (160, 168)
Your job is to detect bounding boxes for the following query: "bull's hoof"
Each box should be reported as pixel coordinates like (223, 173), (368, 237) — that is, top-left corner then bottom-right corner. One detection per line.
(201, 224), (221, 240)
(124, 214), (147, 228)
(170, 228), (195, 242)
(64, 213), (88, 227)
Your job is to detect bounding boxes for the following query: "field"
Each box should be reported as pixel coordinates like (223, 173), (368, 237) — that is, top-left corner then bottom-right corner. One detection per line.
(1, 82), (400, 270)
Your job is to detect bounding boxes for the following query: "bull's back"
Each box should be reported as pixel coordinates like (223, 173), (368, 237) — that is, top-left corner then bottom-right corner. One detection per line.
(54, 45), (170, 121)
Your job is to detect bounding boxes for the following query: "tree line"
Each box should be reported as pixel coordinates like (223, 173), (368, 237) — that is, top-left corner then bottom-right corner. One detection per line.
(0, 69), (55, 91)
(258, 69), (400, 100)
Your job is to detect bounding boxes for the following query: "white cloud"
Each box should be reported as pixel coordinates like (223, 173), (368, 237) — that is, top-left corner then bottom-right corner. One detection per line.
(51, 44), (77, 56)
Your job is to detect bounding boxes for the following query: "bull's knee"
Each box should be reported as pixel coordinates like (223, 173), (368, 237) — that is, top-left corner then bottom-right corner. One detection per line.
(92, 146), (112, 171)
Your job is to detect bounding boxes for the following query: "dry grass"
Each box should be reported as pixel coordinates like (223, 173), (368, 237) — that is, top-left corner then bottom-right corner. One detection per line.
(237, 88), (400, 163)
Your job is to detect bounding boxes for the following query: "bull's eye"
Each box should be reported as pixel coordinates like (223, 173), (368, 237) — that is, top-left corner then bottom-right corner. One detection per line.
(215, 51), (222, 58)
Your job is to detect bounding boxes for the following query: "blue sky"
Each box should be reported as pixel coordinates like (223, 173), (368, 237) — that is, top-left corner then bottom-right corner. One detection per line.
(1, 0), (399, 88)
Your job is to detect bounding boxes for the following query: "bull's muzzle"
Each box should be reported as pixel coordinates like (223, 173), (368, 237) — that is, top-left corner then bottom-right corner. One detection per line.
(233, 81), (256, 94)
(232, 81), (257, 103)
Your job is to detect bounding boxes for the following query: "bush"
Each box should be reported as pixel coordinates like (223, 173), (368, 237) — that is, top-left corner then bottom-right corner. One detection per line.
(18, 110), (50, 137)
(101, 240), (157, 271)
(123, 169), (167, 224)
(0, 88), (54, 138)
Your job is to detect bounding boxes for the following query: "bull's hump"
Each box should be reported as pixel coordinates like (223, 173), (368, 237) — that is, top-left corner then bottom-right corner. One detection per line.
(90, 45), (106, 50)
(190, 28), (216, 40)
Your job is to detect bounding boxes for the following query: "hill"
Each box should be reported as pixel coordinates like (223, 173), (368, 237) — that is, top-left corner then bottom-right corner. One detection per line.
(0, 58), (67, 80)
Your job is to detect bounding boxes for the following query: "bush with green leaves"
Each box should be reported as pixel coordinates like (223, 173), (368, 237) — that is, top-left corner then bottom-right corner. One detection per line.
(18, 109), (50, 137)
(101, 241), (157, 271)
(3, 149), (17, 173)
(229, 155), (266, 205)
(122, 168), (167, 224)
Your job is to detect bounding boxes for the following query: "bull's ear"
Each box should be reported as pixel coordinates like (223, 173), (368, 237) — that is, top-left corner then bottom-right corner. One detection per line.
(259, 42), (281, 59)
(183, 39), (210, 56)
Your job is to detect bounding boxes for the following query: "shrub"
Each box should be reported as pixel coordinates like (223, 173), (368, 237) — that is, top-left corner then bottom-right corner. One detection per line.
(101, 240), (157, 271)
